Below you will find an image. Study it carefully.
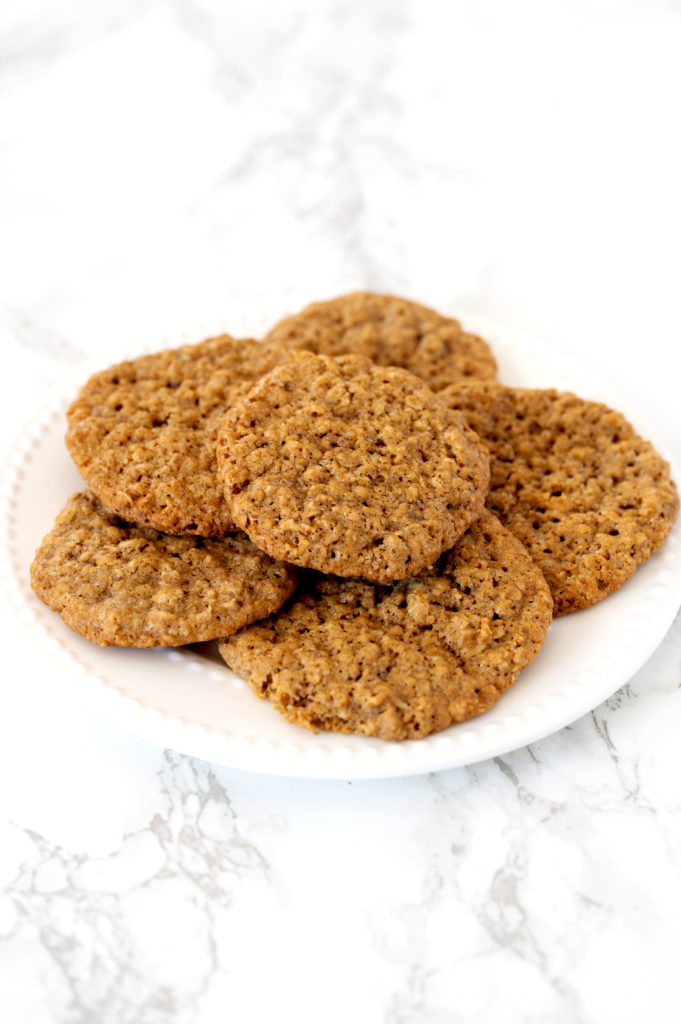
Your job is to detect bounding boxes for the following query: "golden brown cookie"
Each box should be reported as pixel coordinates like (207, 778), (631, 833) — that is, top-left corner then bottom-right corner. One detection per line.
(262, 292), (497, 391)
(66, 335), (282, 536)
(216, 352), (490, 582)
(439, 381), (680, 614)
(30, 491), (298, 648)
(219, 512), (553, 741)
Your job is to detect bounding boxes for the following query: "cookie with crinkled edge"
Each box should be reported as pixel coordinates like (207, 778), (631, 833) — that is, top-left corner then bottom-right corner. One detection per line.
(66, 334), (284, 536)
(217, 351), (490, 582)
(439, 380), (680, 614)
(219, 512), (552, 741)
(262, 292), (497, 391)
(30, 491), (298, 648)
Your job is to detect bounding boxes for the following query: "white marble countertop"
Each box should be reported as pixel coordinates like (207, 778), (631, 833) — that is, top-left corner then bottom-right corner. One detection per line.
(2, 2), (681, 1021)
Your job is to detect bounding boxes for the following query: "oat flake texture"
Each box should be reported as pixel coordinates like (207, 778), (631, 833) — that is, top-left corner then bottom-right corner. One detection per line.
(262, 291), (497, 391)
(217, 352), (490, 582)
(30, 491), (298, 648)
(219, 512), (553, 741)
(66, 335), (283, 536)
(439, 381), (680, 614)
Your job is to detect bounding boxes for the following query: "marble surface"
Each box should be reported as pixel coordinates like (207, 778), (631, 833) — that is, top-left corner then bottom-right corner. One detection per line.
(1, 1), (681, 1021)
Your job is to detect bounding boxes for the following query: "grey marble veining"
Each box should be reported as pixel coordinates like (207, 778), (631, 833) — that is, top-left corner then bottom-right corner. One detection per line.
(1, 0), (681, 1021)
(2, 752), (279, 1023)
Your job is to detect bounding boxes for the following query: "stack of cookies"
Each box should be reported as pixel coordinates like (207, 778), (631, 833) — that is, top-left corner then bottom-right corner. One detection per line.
(30, 294), (679, 741)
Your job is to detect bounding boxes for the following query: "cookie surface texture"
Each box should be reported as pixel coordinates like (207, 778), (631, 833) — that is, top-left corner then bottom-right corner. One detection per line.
(439, 381), (680, 614)
(66, 335), (281, 536)
(217, 352), (490, 582)
(219, 512), (553, 741)
(262, 292), (497, 391)
(30, 491), (298, 648)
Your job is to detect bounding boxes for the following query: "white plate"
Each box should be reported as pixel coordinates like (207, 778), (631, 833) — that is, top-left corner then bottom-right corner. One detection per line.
(1, 315), (680, 779)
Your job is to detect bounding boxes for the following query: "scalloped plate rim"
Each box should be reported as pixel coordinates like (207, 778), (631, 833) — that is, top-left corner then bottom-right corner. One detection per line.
(1, 312), (680, 779)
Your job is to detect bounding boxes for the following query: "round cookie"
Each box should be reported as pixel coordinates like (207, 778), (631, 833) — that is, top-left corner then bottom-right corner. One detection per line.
(217, 352), (490, 582)
(219, 512), (553, 741)
(30, 491), (298, 648)
(66, 335), (282, 536)
(439, 381), (680, 614)
(262, 292), (497, 391)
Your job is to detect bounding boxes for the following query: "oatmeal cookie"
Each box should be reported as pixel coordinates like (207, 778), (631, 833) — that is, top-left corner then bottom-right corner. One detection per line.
(66, 335), (281, 536)
(440, 381), (680, 614)
(262, 292), (497, 391)
(30, 491), (298, 647)
(217, 352), (490, 582)
(219, 512), (552, 741)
